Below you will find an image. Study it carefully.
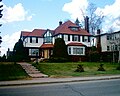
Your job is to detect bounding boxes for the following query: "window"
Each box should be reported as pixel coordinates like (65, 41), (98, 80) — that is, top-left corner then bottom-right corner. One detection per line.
(73, 47), (84, 55)
(29, 49), (39, 56)
(72, 35), (78, 41)
(69, 26), (79, 31)
(44, 31), (52, 43)
(84, 36), (88, 42)
(74, 35), (78, 41)
(30, 37), (38, 43)
(64, 35), (68, 41)
(82, 36), (88, 42)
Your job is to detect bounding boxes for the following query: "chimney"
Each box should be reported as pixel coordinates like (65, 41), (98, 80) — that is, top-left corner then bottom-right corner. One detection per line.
(59, 21), (62, 26)
(96, 29), (101, 53)
(84, 16), (89, 33)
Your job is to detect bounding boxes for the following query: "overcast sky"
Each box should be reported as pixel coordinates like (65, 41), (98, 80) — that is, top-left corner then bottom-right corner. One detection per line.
(0, 0), (120, 56)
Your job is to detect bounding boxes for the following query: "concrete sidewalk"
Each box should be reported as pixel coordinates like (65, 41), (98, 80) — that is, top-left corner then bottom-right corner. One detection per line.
(0, 75), (120, 86)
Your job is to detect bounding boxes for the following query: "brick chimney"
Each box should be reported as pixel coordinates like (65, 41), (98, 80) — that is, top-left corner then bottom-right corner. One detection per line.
(59, 21), (62, 26)
(84, 16), (89, 33)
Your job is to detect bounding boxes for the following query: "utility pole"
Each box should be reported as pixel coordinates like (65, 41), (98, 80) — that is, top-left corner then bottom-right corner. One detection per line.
(0, 0), (3, 56)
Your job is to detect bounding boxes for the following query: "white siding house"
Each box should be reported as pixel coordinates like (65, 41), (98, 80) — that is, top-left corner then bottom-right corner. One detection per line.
(20, 20), (94, 61)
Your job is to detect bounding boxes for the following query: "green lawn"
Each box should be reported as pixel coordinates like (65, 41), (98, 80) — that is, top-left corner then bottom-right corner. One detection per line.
(0, 62), (29, 81)
(33, 62), (120, 77)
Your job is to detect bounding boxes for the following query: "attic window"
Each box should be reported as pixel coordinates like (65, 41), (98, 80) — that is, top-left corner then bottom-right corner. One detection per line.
(69, 26), (79, 31)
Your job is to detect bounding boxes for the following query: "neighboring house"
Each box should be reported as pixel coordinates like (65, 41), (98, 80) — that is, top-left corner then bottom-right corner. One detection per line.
(20, 20), (94, 61)
(97, 31), (120, 52)
(95, 31), (120, 62)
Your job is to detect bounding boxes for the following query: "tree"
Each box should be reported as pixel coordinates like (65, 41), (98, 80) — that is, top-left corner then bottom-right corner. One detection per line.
(82, 3), (104, 35)
(51, 38), (69, 62)
(13, 39), (29, 62)
(88, 46), (100, 62)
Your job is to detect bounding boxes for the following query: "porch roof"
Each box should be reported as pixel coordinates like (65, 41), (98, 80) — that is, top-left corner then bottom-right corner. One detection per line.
(40, 44), (54, 48)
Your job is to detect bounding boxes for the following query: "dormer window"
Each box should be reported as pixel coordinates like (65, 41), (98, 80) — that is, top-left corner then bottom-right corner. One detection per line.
(69, 26), (79, 31)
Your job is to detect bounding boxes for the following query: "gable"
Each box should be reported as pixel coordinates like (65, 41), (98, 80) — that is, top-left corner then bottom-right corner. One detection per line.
(43, 29), (53, 37)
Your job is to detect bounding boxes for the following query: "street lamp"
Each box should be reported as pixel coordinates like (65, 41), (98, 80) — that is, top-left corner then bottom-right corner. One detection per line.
(36, 50), (39, 64)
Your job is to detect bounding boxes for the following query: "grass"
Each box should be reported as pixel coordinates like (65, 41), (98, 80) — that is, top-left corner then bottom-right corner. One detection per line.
(0, 62), (29, 81)
(33, 62), (120, 78)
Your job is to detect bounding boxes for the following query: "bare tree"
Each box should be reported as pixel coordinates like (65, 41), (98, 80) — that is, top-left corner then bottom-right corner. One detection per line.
(116, 16), (120, 26)
(82, 3), (104, 35)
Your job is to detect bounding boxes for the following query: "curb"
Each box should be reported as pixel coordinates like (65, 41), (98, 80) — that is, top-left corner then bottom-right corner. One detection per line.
(0, 76), (120, 87)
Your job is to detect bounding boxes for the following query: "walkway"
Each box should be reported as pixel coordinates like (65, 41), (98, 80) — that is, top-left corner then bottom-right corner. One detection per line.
(18, 62), (48, 78)
(0, 75), (120, 86)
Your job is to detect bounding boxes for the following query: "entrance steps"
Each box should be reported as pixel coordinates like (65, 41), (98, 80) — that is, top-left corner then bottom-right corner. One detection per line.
(18, 62), (48, 78)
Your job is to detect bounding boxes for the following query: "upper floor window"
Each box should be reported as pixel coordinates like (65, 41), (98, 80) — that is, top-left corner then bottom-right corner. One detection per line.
(64, 35), (68, 41)
(72, 35), (78, 41)
(44, 31), (52, 43)
(30, 37), (38, 43)
(82, 36), (88, 42)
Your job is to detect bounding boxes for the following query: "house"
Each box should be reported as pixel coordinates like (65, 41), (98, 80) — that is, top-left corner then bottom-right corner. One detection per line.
(95, 31), (120, 62)
(20, 20), (94, 61)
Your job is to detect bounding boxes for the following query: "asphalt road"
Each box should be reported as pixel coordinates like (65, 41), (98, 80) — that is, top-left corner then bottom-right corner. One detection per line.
(0, 79), (120, 96)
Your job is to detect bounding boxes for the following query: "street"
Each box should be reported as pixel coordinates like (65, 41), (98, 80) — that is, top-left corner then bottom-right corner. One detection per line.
(0, 79), (120, 96)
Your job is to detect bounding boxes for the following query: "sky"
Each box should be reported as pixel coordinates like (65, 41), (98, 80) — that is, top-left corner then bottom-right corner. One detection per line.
(0, 0), (120, 56)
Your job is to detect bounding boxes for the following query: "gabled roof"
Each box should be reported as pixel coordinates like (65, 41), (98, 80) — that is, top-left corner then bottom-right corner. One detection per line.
(21, 31), (31, 37)
(21, 29), (46, 37)
(67, 42), (86, 46)
(30, 29), (46, 37)
(54, 20), (91, 36)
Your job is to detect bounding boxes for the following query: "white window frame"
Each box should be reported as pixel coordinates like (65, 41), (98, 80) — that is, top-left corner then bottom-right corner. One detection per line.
(29, 49), (39, 56)
(68, 46), (85, 55)
(74, 35), (78, 41)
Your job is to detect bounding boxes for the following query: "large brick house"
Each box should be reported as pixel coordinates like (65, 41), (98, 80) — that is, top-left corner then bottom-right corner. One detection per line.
(20, 20), (94, 61)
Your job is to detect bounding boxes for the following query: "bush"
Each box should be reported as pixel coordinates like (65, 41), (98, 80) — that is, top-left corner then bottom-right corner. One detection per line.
(97, 64), (105, 71)
(49, 57), (69, 63)
(89, 52), (100, 62)
(75, 64), (84, 72)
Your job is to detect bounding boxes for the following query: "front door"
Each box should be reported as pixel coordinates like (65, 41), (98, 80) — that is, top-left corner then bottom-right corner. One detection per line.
(44, 49), (49, 58)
